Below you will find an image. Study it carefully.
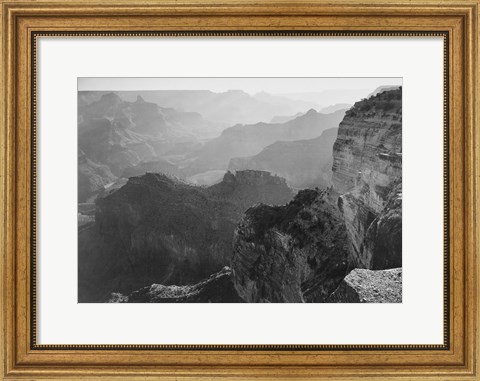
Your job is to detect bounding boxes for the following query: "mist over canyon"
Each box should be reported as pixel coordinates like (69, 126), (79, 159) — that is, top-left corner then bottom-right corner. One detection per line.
(78, 83), (402, 303)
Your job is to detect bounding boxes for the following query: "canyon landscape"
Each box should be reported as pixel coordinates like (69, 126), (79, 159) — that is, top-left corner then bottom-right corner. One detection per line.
(78, 78), (402, 303)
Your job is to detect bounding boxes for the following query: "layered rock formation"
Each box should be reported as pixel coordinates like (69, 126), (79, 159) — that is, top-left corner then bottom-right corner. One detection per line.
(230, 88), (402, 303)
(78, 170), (294, 302)
(327, 268), (402, 303)
(232, 188), (351, 303)
(332, 88), (402, 268)
(109, 267), (243, 303)
(79, 88), (402, 304)
(229, 128), (338, 189)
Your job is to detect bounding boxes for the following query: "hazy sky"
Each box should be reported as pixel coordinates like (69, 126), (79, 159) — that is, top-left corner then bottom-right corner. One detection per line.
(78, 77), (402, 95)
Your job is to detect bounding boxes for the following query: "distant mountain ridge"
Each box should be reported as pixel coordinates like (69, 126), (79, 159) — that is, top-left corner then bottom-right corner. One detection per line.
(78, 92), (218, 201)
(79, 89), (321, 127)
(184, 109), (346, 175)
(228, 127), (338, 189)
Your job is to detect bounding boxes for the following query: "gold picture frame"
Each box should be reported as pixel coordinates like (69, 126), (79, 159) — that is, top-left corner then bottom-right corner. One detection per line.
(1, 0), (478, 379)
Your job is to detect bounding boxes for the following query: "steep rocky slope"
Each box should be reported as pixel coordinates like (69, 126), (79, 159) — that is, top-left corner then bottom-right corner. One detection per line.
(230, 88), (402, 303)
(228, 128), (338, 189)
(186, 109), (345, 175)
(109, 267), (243, 303)
(332, 88), (402, 267)
(78, 170), (294, 302)
(232, 188), (351, 303)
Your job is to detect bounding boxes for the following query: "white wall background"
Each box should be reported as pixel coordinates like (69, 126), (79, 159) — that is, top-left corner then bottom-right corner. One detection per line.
(37, 36), (444, 345)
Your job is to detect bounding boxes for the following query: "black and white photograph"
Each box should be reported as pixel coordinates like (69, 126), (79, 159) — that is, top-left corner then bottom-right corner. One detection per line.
(77, 78), (402, 303)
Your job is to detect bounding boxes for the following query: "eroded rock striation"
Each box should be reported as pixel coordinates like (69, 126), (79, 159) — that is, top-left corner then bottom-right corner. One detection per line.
(332, 88), (402, 268)
(327, 268), (402, 303)
(230, 88), (403, 303)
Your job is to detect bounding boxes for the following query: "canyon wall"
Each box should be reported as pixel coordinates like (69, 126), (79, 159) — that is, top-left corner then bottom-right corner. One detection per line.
(232, 188), (351, 303)
(78, 170), (294, 302)
(332, 88), (402, 268)
(230, 88), (403, 302)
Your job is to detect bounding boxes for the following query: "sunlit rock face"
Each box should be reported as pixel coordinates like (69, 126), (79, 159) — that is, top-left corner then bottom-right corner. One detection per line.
(230, 88), (402, 303)
(327, 268), (402, 303)
(332, 88), (402, 268)
(332, 88), (402, 200)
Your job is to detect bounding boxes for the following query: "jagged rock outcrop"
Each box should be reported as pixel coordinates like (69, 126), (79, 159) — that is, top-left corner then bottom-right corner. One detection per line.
(332, 88), (402, 200)
(78, 170), (294, 302)
(228, 128), (338, 189)
(209, 170), (294, 208)
(332, 88), (402, 268)
(121, 159), (180, 179)
(109, 267), (243, 303)
(232, 188), (351, 303)
(230, 88), (402, 303)
(363, 181), (402, 269)
(367, 85), (401, 98)
(327, 268), (402, 303)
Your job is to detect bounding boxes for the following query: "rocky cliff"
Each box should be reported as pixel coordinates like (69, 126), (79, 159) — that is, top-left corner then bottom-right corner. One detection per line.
(230, 88), (402, 303)
(332, 88), (402, 267)
(232, 188), (351, 303)
(78, 170), (294, 302)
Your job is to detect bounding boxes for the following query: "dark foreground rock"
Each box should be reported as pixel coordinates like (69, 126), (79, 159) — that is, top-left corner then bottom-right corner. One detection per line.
(232, 187), (351, 303)
(79, 170), (294, 302)
(109, 267), (243, 303)
(327, 268), (402, 303)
